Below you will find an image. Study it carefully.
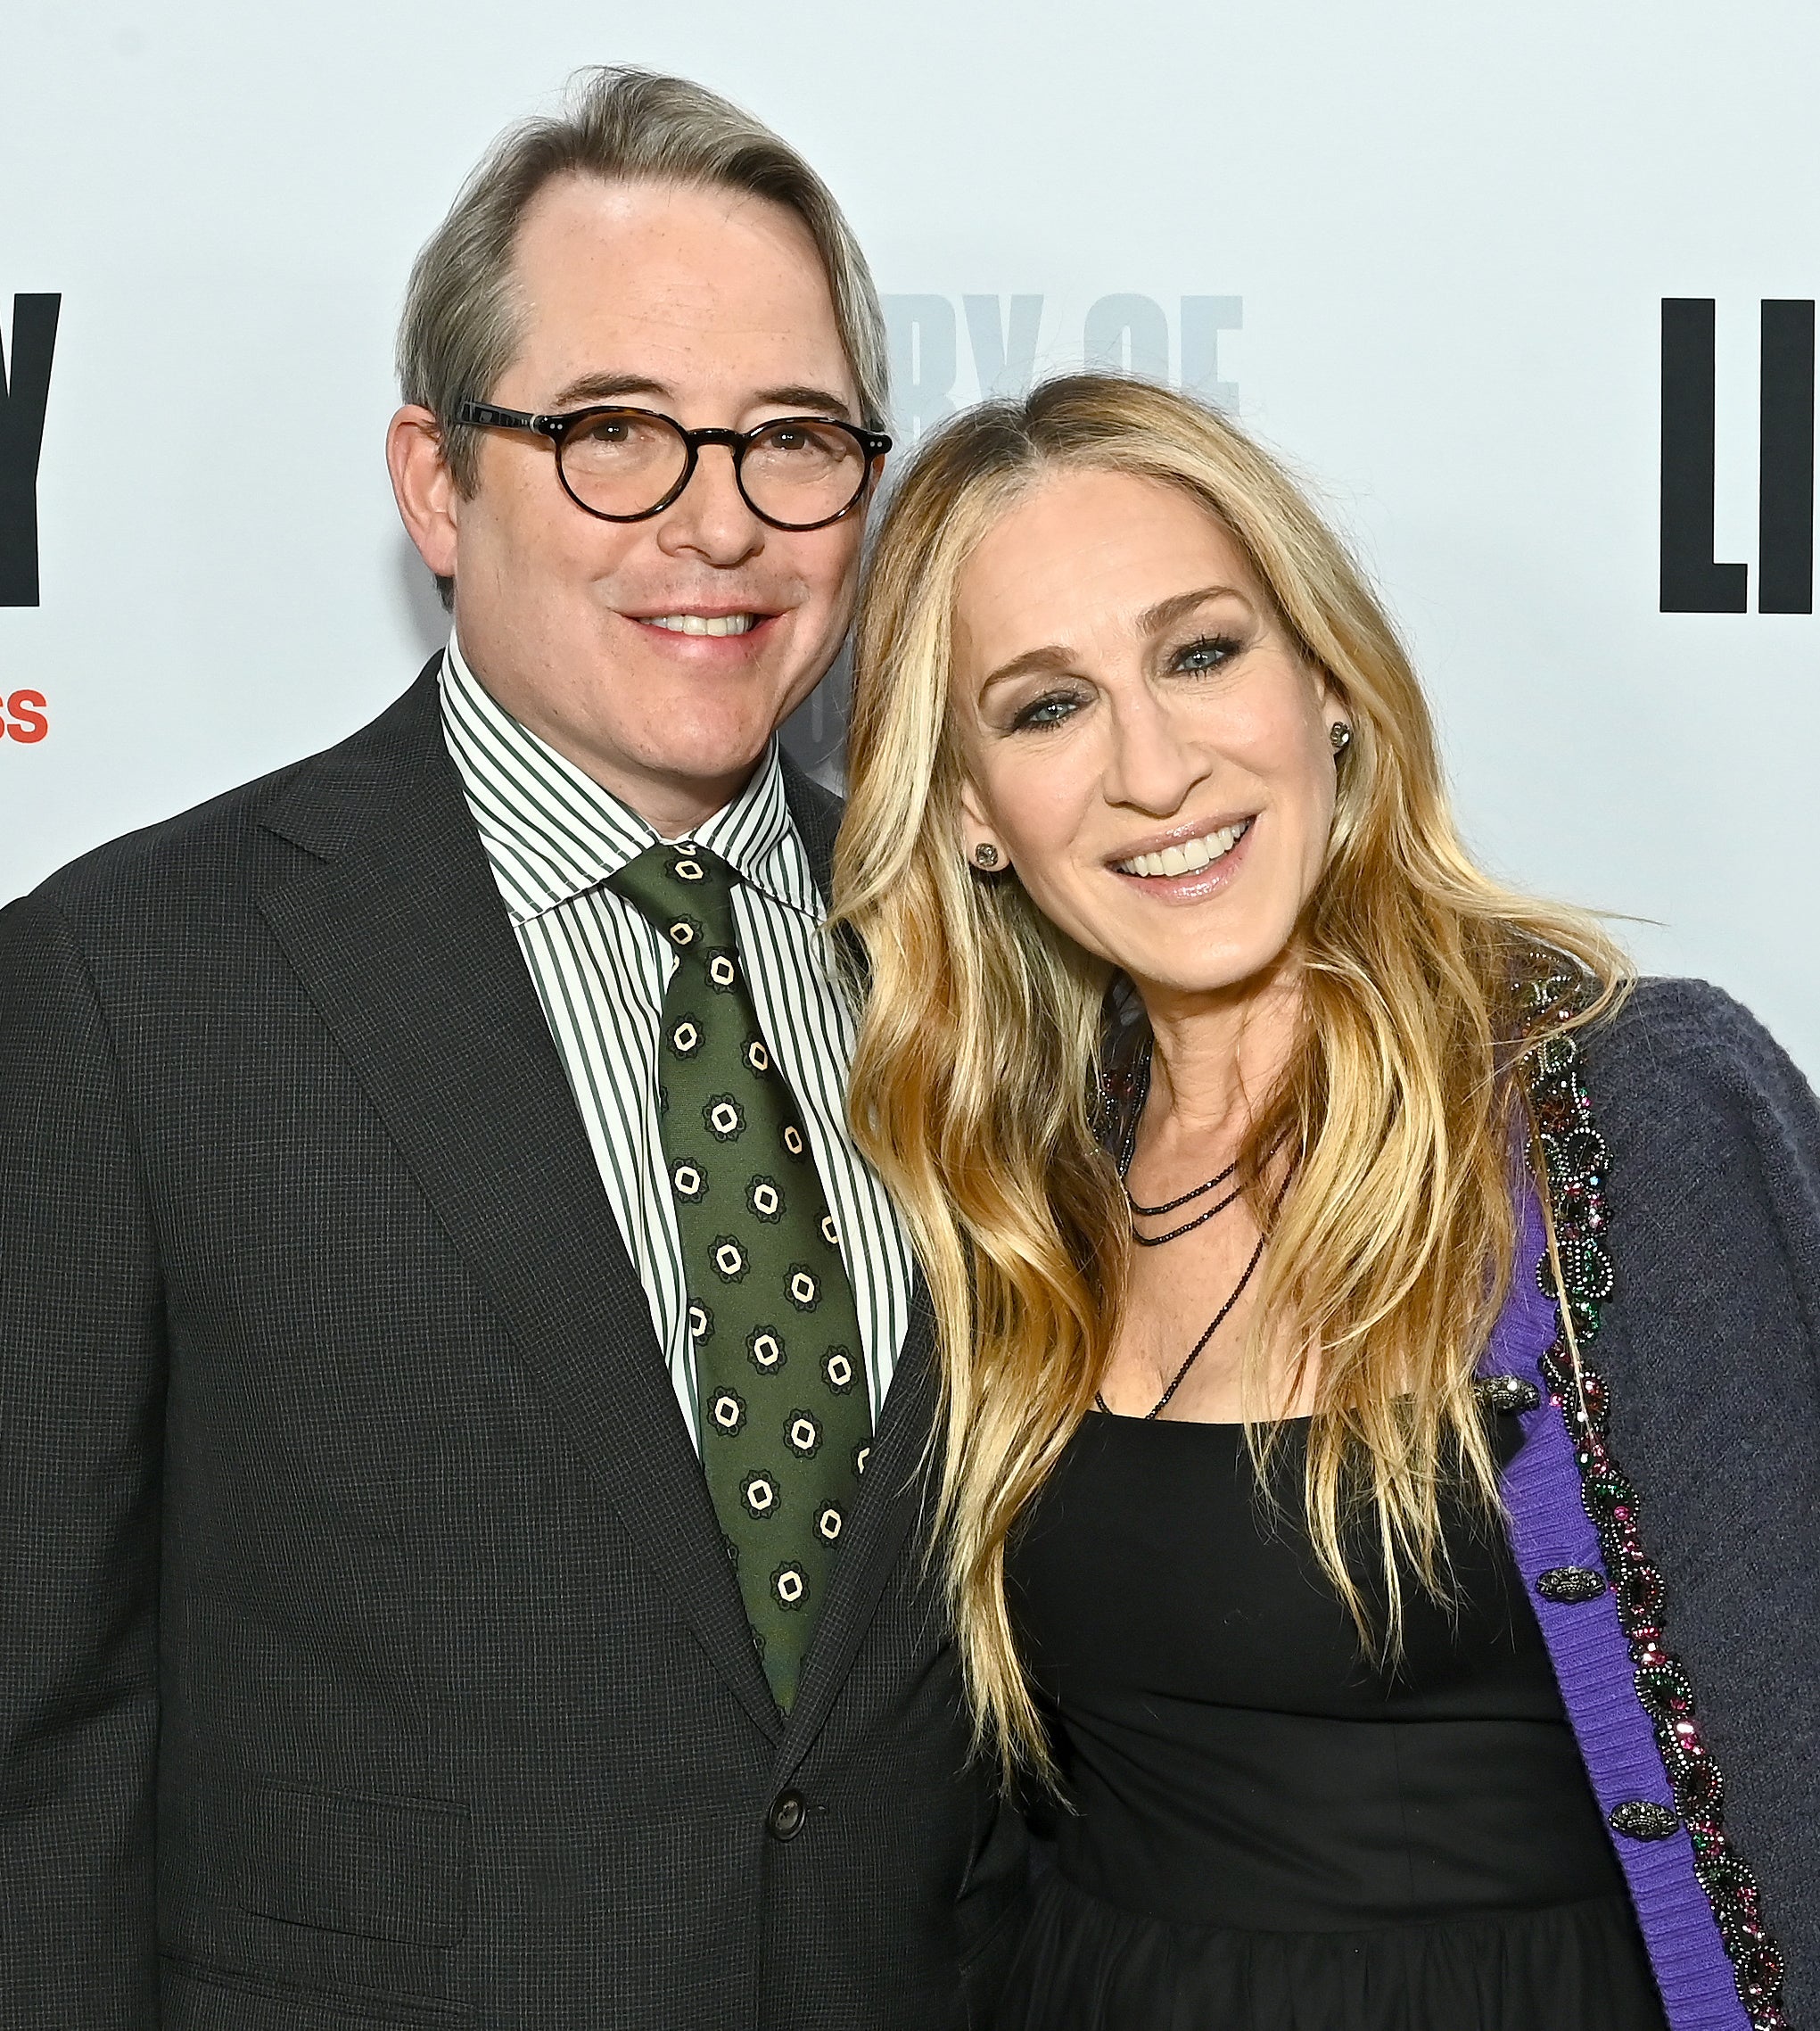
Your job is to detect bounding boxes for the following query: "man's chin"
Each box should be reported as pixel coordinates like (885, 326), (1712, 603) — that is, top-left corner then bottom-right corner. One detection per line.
(622, 704), (795, 801)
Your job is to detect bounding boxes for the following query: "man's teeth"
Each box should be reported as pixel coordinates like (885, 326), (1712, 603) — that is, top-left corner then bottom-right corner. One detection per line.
(646, 614), (759, 636)
(1116, 821), (1248, 878)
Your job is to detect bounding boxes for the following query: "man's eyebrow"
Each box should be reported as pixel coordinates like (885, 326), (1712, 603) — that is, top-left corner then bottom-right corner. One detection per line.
(548, 371), (674, 409)
(542, 376), (856, 421)
(752, 385), (856, 420)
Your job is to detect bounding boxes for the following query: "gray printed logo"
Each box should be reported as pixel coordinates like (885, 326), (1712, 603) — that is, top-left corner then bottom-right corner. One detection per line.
(883, 293), (1242, 443)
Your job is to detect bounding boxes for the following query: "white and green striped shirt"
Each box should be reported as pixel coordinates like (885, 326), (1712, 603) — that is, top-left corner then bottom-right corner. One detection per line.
(441, 639), (913, 1449)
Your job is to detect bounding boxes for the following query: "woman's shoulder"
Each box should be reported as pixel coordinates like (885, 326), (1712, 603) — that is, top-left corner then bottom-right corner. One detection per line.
(1570, 976), (1820, 1320)
(1578, 975), (1819, 1160)
(1592, 973), (1789, 1061)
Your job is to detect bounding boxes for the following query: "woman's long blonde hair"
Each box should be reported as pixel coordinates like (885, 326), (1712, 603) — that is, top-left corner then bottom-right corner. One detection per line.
(832, 376), (1628, 1781)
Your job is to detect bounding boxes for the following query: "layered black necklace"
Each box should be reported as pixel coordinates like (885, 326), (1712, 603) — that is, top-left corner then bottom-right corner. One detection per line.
(1124, 1154), (1245, 1245)
(1099, 1040), (1284, 1420)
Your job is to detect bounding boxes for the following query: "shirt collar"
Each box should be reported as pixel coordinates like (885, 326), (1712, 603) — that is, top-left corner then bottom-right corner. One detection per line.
(440, 636), (819, 928)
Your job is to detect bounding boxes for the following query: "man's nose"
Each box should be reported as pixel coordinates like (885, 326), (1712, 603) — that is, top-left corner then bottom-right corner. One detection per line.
(655, 442), (766, 568)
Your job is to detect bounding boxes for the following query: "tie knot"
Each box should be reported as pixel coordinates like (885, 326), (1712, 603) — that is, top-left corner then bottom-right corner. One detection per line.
(607, 840), (739, 947)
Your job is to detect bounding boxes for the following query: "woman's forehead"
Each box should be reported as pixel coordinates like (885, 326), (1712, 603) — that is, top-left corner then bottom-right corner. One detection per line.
(953, 472), (1257, 665)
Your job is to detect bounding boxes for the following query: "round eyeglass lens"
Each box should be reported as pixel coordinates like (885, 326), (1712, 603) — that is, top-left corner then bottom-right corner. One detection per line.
(558, 410), (691, 518)
(738, 419), (869, 527)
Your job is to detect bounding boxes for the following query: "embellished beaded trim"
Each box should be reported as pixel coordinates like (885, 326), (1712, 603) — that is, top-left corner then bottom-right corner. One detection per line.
(1524, 987), (1791, 2031)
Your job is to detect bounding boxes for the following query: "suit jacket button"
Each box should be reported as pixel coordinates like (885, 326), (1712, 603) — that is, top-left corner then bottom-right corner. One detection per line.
(768, 1789), (806, 1842)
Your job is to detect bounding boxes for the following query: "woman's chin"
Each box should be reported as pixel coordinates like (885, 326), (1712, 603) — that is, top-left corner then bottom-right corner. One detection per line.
(1111, 937), (1297, 1010)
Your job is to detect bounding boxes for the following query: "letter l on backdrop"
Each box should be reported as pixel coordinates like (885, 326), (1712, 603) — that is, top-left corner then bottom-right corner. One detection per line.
(0, 293), (62, 609)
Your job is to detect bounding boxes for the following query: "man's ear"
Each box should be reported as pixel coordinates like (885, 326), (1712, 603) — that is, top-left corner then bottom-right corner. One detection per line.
(387, 405), (460, 581)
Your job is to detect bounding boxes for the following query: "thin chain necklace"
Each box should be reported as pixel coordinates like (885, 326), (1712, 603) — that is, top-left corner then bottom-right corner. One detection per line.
(1095, 1221), (1272, 1420)
(1124, 1153), (1239, 1218)
(1102, 1035), (1289, 1419)
(1117, 1051), (1272, 1249)
(1127, 1177), (1247, 1247)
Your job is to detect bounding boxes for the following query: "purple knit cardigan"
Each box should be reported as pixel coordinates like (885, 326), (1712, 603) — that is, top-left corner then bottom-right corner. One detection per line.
(1488, 1182), (1756, 2030)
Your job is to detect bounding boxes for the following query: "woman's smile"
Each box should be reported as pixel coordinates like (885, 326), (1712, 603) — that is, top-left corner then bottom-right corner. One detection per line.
(1108, 813), (1256, 900)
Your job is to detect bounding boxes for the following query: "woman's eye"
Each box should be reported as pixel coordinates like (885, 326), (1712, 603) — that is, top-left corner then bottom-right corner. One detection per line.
(1173, 633), (1242, 674)
(1009, 690), (1083, 732)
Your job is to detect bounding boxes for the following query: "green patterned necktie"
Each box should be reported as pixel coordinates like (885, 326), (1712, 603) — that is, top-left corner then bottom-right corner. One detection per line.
(607, 840), (874, 1709)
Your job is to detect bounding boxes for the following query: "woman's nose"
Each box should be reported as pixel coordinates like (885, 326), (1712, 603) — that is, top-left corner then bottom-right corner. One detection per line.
(1102, 689), (1205, 815)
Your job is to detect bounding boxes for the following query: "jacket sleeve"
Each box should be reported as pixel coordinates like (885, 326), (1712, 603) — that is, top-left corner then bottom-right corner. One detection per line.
(0, 893), (164, 2026)
(1589, 977), (1820, 2018)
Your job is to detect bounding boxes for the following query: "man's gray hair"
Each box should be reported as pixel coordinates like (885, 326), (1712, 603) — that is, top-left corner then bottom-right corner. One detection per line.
(399, 68), (889, 495)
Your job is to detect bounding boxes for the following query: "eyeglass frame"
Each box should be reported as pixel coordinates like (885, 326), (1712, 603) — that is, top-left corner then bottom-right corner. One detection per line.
(454, 399), (893, 532)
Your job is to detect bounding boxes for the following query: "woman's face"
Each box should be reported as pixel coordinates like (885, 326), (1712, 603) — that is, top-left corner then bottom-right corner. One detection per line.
(951, 467), (1342, 1007)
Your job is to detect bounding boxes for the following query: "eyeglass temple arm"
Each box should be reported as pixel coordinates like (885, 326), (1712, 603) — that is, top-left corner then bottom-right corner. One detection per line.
(455, 400), (562, 437)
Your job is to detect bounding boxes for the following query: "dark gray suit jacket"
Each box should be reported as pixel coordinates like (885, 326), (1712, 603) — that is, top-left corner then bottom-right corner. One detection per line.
(0, 664), (1025, 2031)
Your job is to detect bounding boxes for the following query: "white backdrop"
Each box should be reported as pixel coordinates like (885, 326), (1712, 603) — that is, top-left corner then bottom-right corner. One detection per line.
(4, 2), (1817, 1062)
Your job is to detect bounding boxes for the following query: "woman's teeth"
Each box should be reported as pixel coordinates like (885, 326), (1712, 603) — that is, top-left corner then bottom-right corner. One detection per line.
(646, 614), (759, 636)
(1116, 821), (1249, 879)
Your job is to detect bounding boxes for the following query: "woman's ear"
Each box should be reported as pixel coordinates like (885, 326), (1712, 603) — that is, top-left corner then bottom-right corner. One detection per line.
(957, 778), (1010, 874)
(1311, 669), (1354, 752)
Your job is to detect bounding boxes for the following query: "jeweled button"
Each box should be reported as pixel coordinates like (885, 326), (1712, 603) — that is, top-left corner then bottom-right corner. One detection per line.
(1536, 1566), (1607, 1605)
(1473, 1374), (1541, 1414)
(1609, 1799), (1679, 1841)
(768, 1788), (806, 1841)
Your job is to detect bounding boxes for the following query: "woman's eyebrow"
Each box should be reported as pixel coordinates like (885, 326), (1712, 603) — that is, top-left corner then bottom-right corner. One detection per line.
(977, 644), (1078, 696)
(1137, 584), (1250, 633)
(976, 587), (1255, 696)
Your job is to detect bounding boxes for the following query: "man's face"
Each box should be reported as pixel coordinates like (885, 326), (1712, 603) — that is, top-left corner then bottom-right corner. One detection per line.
(393, 175), (872, 834)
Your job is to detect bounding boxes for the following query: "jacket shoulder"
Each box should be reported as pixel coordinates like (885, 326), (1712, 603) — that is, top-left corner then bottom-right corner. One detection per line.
(29, 756), (312, 912)
(1582, 975), (1816, 1136)
(1575, 973), (1820, 1351)
(779, 753), (844, 894)
(21, 668), (441, 936)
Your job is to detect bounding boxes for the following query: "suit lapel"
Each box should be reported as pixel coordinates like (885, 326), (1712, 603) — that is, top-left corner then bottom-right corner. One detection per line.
(257, 668), (779, 1739)
(782, 1298), (940, 1755)
(777, 761), (947, 1754)
(778, 754), (841, 896)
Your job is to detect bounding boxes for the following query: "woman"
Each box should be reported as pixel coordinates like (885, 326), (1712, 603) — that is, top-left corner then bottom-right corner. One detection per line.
(833, 376), (1813, 2030)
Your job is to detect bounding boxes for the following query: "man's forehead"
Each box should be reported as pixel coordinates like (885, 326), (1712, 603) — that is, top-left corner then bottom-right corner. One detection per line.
(506, 174), (857, 412)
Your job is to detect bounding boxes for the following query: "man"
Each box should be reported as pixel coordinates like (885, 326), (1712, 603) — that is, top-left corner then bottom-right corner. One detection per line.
(0, 70), (1025, 2030)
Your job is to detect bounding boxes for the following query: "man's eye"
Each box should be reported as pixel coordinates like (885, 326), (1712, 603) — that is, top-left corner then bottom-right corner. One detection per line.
(1174, 633), (1242, 673)
(1009, 691), (1083, 732)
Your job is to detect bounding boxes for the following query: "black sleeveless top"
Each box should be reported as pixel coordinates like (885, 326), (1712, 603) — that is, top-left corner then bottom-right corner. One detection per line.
(996, 1411), (1668, 2030)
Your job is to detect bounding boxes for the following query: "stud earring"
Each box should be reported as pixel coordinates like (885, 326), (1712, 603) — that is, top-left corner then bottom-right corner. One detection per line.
(972, 843), (1001, 870)
(1329, 722), (1353, 755)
